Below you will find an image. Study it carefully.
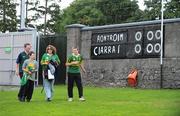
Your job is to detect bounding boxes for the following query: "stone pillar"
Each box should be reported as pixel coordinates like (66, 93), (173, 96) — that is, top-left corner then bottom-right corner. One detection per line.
(66, 24), (86, 56)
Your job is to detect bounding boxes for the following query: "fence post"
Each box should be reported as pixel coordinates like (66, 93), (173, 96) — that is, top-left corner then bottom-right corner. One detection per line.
(66, 24), (85, 55)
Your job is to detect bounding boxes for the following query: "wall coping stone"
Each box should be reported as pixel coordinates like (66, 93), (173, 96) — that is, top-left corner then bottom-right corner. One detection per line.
(81, 18), (180, 31)
(66, 24), (86, 28)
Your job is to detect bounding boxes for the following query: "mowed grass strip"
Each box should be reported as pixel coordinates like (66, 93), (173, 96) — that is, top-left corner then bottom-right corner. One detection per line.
(0, 86), (180, 116)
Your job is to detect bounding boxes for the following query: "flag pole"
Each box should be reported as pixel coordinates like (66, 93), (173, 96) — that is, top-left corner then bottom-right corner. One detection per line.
(160, 0), (164, 88)
(20, 0), (26, 29)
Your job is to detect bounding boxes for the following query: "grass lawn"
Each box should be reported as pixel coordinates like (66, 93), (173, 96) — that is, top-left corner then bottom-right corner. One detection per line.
(0, 85), (180, 116)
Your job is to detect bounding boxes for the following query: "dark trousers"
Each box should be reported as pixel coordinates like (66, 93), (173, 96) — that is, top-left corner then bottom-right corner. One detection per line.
(18, 72), (26, 99)
(24, 80), (34, 100)
(68, 73), (83, 98)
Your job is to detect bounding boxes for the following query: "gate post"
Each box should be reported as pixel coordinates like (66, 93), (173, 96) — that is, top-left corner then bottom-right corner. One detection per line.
(66, 24), (85, 55)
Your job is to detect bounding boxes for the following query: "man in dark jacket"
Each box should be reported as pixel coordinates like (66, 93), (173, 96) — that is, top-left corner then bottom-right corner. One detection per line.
(15, 43), (31, 102)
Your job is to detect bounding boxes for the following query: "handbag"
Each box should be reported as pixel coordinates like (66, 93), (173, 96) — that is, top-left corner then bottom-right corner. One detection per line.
(20, 73), (28, 85)
(48, 70), (55, 80)
(48, 63), (55, 75)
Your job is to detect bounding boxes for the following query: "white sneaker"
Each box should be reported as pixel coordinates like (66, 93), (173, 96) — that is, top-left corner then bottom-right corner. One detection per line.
(68, 98), (73, 102)
(79, 97), (85, 101)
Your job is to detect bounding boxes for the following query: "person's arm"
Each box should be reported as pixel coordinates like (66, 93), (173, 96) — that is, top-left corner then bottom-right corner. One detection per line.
(29, 61), (38, 74)
(51, 54), (61, 67)
(22, 68), (31, 74)
(22, 60), (32, 75)
(80, 61), (86, 73)
(15, 64), (19, 76)
(15, 53), (21, 76)
(65, 55), (80, 66)
(34, 61), (39, 72)
(55, 54), (61, 65)
(30, 61), (39, 73)
(65, 55), (71, 66)
(40, 54), (48, 65)
(65, 61), (79, 66)
(79, 55), (86, 73)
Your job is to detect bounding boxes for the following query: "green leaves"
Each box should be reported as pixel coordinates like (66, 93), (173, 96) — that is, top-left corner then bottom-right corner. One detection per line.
(144, 0), (180, 20)
(55, 0), (143, 33)
(1, 0), (180, 33)
(0, 0), (17, 32)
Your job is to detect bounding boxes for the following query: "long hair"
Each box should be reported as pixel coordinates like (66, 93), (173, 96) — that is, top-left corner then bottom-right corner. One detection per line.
(46, 45), (57, 55)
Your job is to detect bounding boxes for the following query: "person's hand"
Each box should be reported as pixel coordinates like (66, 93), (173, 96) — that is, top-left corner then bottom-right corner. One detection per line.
(54, 61), (59, 67)
(28, 71), (32, 75)
(44, 61), (49, 65)
(15, 70), (19, 76)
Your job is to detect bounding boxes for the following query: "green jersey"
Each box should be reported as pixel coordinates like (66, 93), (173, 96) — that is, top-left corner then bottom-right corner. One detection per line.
(40, 53), (60, 70)
(67, 54), (83, 73)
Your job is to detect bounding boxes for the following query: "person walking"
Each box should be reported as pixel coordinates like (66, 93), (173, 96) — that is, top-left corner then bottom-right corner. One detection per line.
(66, 47), (86, 102)
(40, 45), (60, 101)
(15, 43), (31, 102)
(22, 51), (38, 102)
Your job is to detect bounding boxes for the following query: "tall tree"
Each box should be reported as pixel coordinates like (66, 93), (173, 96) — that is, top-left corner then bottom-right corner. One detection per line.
(143, 0), (163, 20)
(142, 0), (180, 20)
(55, 0), (105, 32)
(24, 0), (61, 34)
(42, 0), (61, 34)
(165, 0), (180, 18)
(0, 0), (17, 32)
(56, 0), (143, 33)
(47, 3), (61, 33)
(25, 0), (41, 26)
(96, 0), (142, 24)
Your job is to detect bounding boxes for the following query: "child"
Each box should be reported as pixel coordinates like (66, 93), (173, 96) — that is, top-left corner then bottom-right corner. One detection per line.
(21, 51), (38, 102)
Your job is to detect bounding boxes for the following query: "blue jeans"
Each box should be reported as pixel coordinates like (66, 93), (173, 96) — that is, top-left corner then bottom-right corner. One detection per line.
(43, 78), (54, 100)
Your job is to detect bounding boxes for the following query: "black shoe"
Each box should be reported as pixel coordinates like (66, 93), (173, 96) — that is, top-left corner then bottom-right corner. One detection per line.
(18, 97), (21, 101)
(47, 98), (51, 102)
(20, 97), (25, 102)
(26, 99), (30, 102)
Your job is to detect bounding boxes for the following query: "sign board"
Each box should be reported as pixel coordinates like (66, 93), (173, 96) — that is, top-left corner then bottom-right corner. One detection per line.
(91, 25), (163, 59)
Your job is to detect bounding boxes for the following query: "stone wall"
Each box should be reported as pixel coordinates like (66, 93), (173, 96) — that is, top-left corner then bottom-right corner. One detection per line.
(66, 19), (180, 89)
(163, 58), (180, 88)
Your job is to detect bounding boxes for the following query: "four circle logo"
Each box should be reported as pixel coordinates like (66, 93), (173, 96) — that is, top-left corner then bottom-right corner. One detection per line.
(134, 30), (161, 54)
